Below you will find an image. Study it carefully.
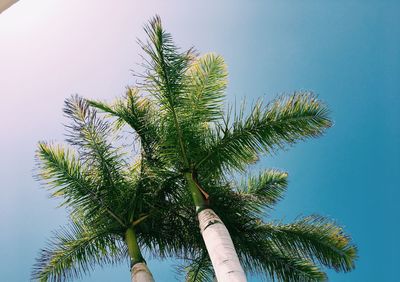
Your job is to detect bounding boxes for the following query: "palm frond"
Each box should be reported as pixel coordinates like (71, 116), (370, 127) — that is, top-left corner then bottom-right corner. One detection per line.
(137, 177), (203, 259)
(36, 142), (97, 211)
(196, 92), (331, 178)
(63, 96), (131, 210)
(139, 15), (193, 112)
(64, 95), (126, 179)
(239, 239), (327, 282)
(32, 220), (126, 282)
(260, 216), (357, 272)
(238, 169), (288, 214)
(182, 253), (215, 282)
(88, 88), (160, 163)
(138, 15), (197, 168)
(41, 95), (133, 227)
(36, 142), (128, 228)
(183, 53), (227, 123)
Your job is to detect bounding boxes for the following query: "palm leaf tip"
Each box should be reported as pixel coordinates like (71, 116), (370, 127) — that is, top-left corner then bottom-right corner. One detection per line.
(267, 92), (332, 137)
(298, 215), (357, 272)
(250, 92), (332, 153)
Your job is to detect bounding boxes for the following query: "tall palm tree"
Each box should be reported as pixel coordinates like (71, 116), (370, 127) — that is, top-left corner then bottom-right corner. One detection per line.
(90, 16), (357, 282)
(32, 96), (200, 281)
(32, 96), (356, 282)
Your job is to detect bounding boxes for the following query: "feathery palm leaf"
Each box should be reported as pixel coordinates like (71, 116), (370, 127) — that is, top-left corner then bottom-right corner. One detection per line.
(196, 93), (331, 178)
(64, 95), (127, 184)
(239, 243), (327, 282)
(182, 252), (215, 282)
(32, 220), (125, 282)
(139, 15), (193, 112)
(88, 88), (160, 164)
(258, 216), (357, 272)
(183, 53), (227, 123)
(237, 169), (288, 215)
(36, 142), (120, 224)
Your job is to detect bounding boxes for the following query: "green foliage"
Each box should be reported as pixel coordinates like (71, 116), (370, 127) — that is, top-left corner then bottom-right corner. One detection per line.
(88, 88), (160, 164)
(183, 53), (227, 123)
(237, 169), (288, 214)
(35, 16), (357, 282)
(139, 15), (193, 113)
(182, 252), (215, 282)
(34, 96), (204, 280)
(239, 238), (327, 282)
(32, 220), (125, 282)
(36, 142), (90, 204)
(195, 93), (332, 179)
(259, 216), (358, 272)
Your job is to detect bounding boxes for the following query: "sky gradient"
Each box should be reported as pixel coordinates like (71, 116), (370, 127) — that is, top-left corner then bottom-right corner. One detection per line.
(0, 1), (399, 281)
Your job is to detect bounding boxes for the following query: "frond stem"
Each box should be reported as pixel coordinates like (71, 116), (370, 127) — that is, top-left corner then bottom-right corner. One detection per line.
(155, 31), (189, 167)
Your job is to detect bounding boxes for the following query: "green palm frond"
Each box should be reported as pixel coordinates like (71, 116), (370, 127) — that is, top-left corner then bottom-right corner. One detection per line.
(139, 15), (193, 112)
(196, 92), (332, 178)
(36, 142), (99, 212)
(238, 169), (288, 214)
(88, 88), (160, 163)
(182, 252), (215, 282)
(38, 96), (133, 227)
(260, 216), (357, 272)
(240, 245), (327, 282)
(183, 53), (227, 123)
(64, 96), (133, 215)
(36, 142), (127, 228)
(138, 180), (203, 259)
(64, 95), (127, 180)
(32, 220), (126, 282)
(138, 15), (194, 167)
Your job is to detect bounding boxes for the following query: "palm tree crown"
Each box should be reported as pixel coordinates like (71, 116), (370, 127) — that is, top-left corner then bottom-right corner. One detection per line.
(87, 16), (357, 281)
(32, 96), (204, 281)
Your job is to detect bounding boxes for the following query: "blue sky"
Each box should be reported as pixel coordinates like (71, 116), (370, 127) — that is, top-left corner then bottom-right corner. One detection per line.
(0, 1), (398, 281)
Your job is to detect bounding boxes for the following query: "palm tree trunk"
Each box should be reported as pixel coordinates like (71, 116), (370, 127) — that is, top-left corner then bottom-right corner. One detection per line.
(131, 263), (155, 282)
(198, 209), (247, 282)
(185, 173), (247, 282)
(125, 228), (155, 282)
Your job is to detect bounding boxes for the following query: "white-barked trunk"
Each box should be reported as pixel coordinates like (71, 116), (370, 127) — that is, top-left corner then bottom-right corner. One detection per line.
(198, 208), (247, 282)
(131, 262), (155, 282)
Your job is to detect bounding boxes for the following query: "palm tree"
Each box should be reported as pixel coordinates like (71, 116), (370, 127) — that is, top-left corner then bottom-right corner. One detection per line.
(89, 16), (357, 282)
(32, 96), (201, 281)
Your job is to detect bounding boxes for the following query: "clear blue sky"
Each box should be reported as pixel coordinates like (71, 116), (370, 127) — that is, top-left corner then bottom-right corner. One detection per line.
(0, 1), (398, 281)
